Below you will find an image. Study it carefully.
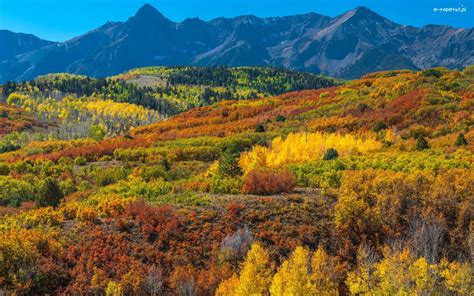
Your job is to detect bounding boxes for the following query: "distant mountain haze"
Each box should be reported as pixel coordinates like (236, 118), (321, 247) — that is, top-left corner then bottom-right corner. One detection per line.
(0, 3), (472, 82)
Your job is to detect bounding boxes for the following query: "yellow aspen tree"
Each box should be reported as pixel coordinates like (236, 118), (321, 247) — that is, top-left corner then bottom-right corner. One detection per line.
(311, 246), (339, 295)
(385, 128), (398, 143)
(439, 259), (472, 294)
(408, 257), (439, 295)
(106, 281), (124, 296)
(235, 243), (274, 295)
(345, 246), (378, 295)
(216, 275), (239, 296)
(91, 267), (107, 293)
(216, 243), (273, 296)
(373, 248), (415, 294)
(270, 246), (315, 296)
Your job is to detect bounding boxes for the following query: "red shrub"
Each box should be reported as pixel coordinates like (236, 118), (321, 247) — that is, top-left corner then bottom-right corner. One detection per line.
(225, 202), (246, 216)
(123, 200), (180, 247)
(242, 170), (295, 195)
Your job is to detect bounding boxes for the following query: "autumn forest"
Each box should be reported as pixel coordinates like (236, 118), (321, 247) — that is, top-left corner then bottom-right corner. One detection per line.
(0, 65), (473, 295)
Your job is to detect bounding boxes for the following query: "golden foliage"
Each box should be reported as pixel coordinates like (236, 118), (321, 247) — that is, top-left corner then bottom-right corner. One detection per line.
(311, 246), (339, 295)
(269, 246), (314, 296)
(439, 259), (472, 294)
(216, 275), (239, 296)
(106, 281), (124, 296)
(239, 132), (381, 173)
(346, 247), (472, 295)
(216, 243), (273, 296)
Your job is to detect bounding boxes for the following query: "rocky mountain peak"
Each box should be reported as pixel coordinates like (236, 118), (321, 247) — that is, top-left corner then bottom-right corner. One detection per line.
(132, 3), (170, 24)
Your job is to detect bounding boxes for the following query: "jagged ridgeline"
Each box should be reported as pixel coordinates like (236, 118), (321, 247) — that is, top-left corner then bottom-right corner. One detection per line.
(2, 66), (338, 115)
(1, 4), (472, 82)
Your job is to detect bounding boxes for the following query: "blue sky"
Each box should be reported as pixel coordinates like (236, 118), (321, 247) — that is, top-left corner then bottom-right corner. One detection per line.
(0, 0), (472, 42)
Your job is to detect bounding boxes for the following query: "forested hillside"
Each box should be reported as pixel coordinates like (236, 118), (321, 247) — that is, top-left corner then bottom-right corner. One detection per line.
(0, 66), (472, 295)
(0, 67), (336, 151)
(3, 67), (336, 114)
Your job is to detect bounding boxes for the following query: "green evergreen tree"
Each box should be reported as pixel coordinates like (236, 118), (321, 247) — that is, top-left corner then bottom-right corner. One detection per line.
(372, 121), (387, 132)
(323, 148), (339, 160)
(255, 124), (265, 133)
(37, 177), (64, 208)
(416, 136), (429, 151)
(218, 150), (242, 177)
(275, 115), (287, 122)
(0, 163), (10, 176)
(455, 133), (468, 147)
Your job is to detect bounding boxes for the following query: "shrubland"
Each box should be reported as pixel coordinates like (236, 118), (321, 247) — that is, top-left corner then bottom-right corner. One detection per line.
(0, 66), (472, 294)
(0, 67), (335, 151)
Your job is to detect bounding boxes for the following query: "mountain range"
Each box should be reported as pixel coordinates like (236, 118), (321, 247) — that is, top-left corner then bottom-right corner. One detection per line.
(0, 3), (472, 82)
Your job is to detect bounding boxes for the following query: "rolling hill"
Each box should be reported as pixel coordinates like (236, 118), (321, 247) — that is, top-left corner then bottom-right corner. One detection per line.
(0, 66), (472, 294)
(0, 66), (337, 149)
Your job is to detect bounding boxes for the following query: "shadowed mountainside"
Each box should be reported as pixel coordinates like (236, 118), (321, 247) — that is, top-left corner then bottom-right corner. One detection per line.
(0, 4), (472, 82)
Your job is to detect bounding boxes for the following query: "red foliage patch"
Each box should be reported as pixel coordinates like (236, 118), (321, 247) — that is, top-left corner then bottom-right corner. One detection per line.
(242, 170), (295, 195)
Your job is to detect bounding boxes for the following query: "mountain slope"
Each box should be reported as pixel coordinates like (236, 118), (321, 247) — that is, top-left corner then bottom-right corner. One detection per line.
(2, 66), (337, 114)
(0, 30), (53, 62)
(0, 4), (472, 82)
(0, 66), (337, 147)
(0, 67), (472, 295)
